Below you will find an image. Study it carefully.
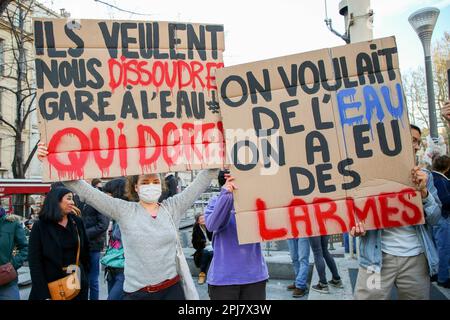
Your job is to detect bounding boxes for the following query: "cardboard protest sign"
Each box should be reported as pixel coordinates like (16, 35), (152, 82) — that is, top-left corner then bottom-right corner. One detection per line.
(216, 37), (424, 244)
(34, 18), (225, 181)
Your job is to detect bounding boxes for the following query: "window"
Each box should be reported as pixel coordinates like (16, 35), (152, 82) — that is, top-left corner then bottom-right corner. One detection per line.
(0, 38), (4, 76)
(0, 89), (3, 117)
(13, 9), (23, 28)
(19, 48), (27, 80)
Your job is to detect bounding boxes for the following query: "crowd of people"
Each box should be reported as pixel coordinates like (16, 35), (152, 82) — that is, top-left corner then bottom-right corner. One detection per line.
(0, 102), (449, 300)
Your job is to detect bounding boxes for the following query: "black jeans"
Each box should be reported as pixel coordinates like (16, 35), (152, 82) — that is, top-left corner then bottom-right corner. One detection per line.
(123, 282), (185, 300)
(200, 249), (213, 273)
(309, 235), (340, 284)
(208, 280), (267, 300)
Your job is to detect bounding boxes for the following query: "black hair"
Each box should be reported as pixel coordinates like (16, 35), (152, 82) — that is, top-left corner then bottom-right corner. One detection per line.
(432, 155), (450, 173)
(103, 178), (127, 200)
(410, 124), (422, 136)
(218, 170), (229, 187)
(39, 187), (72, 223)
(91, 178), (102, 187)
(50, 182), (65, 189)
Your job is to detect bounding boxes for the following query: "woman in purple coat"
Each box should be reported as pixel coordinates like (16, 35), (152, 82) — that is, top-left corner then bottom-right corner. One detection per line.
(205, 170), (269, 300)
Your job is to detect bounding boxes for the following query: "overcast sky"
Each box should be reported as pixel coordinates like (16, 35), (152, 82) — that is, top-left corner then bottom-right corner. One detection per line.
(39, 0), (450, 72)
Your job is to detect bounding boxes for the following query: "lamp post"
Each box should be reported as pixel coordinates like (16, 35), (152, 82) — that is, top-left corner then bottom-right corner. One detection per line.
(409, 7), (440, 140)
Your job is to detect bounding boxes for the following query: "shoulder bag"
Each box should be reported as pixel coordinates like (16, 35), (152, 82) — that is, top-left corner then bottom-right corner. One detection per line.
(47, 220), (81, 300)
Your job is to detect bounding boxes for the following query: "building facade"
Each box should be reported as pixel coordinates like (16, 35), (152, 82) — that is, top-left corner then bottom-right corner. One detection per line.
(0, 0), (61, 179)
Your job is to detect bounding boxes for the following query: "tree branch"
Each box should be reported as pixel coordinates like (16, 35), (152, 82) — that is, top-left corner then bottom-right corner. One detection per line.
(0, 116), (18, 134)
(24, 139), (39, 174)
(0, 85), (17, 94)
(22, 93), (36, 124)
(18, 90), (35, 109)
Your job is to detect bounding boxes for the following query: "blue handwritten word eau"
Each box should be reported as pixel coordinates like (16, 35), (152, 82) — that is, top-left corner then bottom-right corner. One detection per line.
(336, 83), (404, 157)
(337, 83), (404, 128)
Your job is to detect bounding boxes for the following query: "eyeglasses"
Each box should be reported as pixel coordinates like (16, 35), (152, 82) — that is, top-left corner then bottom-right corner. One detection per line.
(412, 138), (422, 147)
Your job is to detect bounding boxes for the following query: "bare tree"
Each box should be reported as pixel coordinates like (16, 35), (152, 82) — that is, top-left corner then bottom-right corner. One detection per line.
(433, 32), (450, 142)
(0, 0), (39, 215)
(0, 0), (12, 16)
(403, 67), (429, 128)
(404, 32), (450, 142)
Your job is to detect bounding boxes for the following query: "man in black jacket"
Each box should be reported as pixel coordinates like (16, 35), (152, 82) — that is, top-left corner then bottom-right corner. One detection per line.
(80, 180), (110, 300)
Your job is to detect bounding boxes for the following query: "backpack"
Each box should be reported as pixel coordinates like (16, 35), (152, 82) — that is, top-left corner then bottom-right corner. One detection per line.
(100, 246), (125, 269)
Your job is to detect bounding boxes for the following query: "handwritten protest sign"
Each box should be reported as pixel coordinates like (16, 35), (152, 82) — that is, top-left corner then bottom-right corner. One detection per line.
(216, 37), (424, 244)
(34, 18), (225, 181)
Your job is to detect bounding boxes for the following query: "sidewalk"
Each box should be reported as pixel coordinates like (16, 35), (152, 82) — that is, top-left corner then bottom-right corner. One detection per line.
(18, 243), (450, 300)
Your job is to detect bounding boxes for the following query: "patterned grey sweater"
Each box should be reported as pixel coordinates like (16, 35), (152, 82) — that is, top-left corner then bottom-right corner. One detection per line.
(64, 169), (217, 293)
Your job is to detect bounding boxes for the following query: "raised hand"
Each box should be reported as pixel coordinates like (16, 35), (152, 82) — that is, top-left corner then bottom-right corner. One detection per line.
(224, 174), (238, 193)
(350, 222), (366, 237)
(37, 142), (48, 162)
(411, 166), (428, 199)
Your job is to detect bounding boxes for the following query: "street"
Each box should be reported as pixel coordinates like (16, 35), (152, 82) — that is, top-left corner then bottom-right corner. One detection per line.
(17, 243), (450, 300)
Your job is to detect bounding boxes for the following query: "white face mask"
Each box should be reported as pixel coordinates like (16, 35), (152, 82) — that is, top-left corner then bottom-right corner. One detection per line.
(138, 184), (162, 203)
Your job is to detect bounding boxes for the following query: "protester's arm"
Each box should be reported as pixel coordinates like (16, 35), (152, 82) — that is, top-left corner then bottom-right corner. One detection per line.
(205, 188), (234, 232)
(11, 221), (28, 270)
(64, 180), (131, 222)
(28, 223), (51, 300)
(161, 169), (218, 227)
(37, 143), (130, 222)
(423, 172), (442, 226)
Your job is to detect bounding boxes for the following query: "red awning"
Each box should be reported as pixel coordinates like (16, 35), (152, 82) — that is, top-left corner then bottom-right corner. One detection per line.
(0, 184), (51, 196)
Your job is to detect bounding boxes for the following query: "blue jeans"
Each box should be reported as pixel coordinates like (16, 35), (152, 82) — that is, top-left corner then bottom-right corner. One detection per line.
(309, 236), (340, 284)
(287, 238), (310, 290)
(88, 251), (100, 300)
(343, 232), (356, 254)
(0, 282), (20, 300)
(433, 217), (450, 283)
(107, 269), (125, 300)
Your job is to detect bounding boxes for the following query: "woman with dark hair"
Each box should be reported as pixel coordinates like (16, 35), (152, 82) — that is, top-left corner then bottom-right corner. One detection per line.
(38, 143), (217, 300)
(28, 187), (90, 300)
(101, 178), (127, 300)
(0, 208), (28, 300)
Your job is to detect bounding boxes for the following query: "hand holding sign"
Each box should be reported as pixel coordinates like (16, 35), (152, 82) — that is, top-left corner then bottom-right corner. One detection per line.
(224, 174), (238, 193)
(442, 101), (450, 125)
(350, 222), (366, 237)
(37, 142), (49, 162)
(411, 166), (428, 199)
